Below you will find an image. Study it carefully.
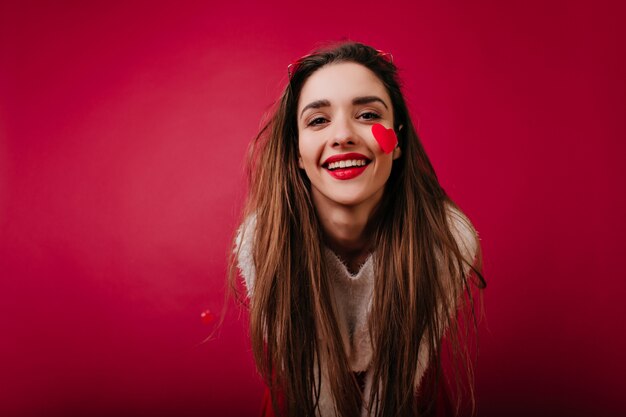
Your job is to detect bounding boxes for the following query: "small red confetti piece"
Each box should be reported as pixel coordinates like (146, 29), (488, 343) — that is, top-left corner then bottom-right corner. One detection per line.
(200, 309), (215, 324)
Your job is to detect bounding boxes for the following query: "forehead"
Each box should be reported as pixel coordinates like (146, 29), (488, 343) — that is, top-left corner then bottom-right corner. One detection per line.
(298, 62), (390, 109)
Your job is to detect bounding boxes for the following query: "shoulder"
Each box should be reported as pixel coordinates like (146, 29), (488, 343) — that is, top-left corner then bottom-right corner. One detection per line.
(234, 213), (257, 298)
(434, 203), (481, 326)
(445, 202), (480, 267)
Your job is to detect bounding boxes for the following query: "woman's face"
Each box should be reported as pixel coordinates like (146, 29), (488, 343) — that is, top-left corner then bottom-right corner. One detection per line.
(297, 62), (400, 211)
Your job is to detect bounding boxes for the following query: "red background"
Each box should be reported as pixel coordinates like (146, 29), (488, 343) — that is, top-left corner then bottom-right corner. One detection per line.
(1, 1), (625, 416)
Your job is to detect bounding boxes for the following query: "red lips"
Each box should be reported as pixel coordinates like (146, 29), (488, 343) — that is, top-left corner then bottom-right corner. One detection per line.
(322, 152), (370, 181)
(323, 152), (370, 166)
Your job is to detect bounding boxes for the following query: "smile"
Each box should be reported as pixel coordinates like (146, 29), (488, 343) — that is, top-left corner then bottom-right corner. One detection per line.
(327, 159), (368, 170)
(322, 152), (371, 180)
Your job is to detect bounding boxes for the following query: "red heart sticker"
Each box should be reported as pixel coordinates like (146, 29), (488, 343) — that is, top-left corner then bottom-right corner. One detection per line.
(372, 123), (397, 154)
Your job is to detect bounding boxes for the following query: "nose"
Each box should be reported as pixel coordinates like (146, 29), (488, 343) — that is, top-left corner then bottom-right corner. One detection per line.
(331, 116), (358, 147)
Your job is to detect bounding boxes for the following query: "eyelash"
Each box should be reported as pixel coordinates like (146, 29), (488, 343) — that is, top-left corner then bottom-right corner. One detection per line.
(306, 111), (382, 127)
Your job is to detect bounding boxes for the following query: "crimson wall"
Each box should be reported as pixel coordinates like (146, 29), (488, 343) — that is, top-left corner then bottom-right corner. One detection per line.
(1, 1), (624, 416)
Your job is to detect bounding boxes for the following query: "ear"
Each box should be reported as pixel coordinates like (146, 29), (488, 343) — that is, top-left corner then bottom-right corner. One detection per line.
(298, 154), (304, 169)
(392, 145), (402, 160)
(393, 126), (402, 160)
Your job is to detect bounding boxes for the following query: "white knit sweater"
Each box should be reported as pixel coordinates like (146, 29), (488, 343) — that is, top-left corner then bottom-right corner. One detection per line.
(235, 204), (478, 417)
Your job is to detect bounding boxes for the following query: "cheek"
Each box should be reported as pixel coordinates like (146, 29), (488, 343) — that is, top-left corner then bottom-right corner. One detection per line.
(298, 135), (323, 166)
(375, 156), (395, 180)
(297, 143), (314, 172)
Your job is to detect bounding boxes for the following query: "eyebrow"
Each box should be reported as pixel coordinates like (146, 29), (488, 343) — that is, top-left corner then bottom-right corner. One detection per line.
(299, 96), (389, 119)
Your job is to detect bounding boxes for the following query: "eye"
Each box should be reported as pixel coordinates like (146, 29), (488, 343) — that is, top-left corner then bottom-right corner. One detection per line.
(359, 111), (382, 121)
(307, 116), (329, 127)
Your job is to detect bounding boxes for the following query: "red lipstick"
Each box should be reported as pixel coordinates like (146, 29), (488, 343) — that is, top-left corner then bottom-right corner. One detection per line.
(322, 152), (371, 181)
(327, 166), (367, 180)
(323, 152), (370, 166)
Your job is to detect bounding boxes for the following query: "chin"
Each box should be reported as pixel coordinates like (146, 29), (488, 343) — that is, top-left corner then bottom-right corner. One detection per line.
(332, 198), (366, 207)
(327, 190), (376, 207)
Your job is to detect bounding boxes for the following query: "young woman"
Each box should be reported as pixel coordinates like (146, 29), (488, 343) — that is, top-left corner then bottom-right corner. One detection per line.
(230, 41), (486, 417)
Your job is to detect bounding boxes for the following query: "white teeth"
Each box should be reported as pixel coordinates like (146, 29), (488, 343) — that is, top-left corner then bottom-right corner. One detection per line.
(327, 159), (368, 170)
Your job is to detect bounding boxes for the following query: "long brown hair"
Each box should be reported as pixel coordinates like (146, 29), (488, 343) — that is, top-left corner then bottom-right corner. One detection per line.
(229, 41), (486, 416)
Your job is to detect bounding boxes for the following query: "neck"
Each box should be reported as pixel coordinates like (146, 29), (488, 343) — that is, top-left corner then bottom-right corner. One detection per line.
(312, 189), (383, 268)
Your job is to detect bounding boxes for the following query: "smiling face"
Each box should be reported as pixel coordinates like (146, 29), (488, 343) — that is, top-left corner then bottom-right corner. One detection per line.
(297, 62), (401, 212)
